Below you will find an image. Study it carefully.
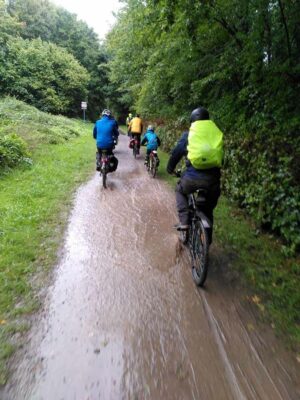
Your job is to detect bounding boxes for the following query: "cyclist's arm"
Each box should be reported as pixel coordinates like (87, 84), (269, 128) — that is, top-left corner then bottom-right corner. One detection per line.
(157, 137), (161, 146)
(167, 131), (188, 174)
(113, 121), (119, 138)
(141, 135), (148, 146)
(93, 124), (97, 139)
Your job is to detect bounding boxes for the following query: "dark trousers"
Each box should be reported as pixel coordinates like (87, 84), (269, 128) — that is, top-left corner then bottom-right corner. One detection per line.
(145, 148), (152, 161)
(131, 133), (141, 149)
(96, 147), (113, 163)
(175, 175), (221, 240)
(97, 147), (113, 156)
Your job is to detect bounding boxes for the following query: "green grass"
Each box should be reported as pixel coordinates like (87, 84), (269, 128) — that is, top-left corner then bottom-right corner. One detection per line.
(0, 100), (95, 384)
(0, 97), (84, 150)
(158, 148), (300, 349)
(214, 200), (300, 347)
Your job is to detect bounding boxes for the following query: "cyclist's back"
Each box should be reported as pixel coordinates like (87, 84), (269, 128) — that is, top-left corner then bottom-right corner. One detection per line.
(94, 111), (118, 150)
(129, 114), (143, 151)
(129, 115), (143, 135)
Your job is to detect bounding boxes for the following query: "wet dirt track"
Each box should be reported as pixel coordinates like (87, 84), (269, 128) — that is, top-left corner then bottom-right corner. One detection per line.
(2, 135), (300, 400)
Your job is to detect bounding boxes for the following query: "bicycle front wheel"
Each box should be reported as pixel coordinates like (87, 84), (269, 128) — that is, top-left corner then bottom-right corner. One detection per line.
(191, 220), (209, 286)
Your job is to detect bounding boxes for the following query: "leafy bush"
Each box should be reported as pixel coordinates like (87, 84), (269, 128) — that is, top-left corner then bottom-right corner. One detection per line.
(0, 37), (89, 116)
(0, 133), (30, 170)
(223, 132), (300, 254)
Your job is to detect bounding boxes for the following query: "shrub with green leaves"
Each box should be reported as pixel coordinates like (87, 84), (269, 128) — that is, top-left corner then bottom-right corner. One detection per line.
(0, 37), (89, 116)
(0, 133), (30, 170)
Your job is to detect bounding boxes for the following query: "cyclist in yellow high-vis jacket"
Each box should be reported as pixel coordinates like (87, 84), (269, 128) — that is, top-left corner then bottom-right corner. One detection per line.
(128, 114), (143, 152)
(167, 107), (224, 243)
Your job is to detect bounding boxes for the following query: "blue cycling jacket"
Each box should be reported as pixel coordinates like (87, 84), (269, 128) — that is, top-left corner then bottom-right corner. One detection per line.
(141, 129), (161, 150)
(93, 115), (119, 149)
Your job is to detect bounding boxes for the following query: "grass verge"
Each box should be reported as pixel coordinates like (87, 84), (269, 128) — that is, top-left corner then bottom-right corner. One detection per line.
(0, 121), (95, 384)
(157, 148), (300, 350)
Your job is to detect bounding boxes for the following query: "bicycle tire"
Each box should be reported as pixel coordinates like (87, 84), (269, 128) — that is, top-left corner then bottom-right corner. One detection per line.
(148, 156), (153, 175)
(102, 168), (107, 188)
(151, 157), (157, 178)
(191, 220), (209, 286)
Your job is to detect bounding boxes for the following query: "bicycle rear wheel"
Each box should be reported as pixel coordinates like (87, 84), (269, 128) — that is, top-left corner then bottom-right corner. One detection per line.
(133, 145), (137, 158)
(101, 163), (108, 189)
(102, 169), (107, 188)
(151, 157), (157, 178)
(191, 220), (209, 286)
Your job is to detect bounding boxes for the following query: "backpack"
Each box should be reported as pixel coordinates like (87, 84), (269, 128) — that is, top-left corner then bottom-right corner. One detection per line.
(187, 120), (223, 169)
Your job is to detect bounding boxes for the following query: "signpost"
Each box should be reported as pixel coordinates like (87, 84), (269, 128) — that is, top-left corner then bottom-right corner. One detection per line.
(81, 101), (87, 122)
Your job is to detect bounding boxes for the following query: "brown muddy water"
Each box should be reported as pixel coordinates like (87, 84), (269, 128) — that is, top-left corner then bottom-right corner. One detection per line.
(2, 135), (299, 400)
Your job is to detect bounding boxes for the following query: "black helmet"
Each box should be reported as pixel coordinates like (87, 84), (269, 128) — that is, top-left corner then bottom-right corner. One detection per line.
(190, 107), (209, 122)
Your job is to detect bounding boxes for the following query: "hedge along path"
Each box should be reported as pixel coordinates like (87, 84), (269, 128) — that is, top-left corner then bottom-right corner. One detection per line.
(0, 124), (95, 384)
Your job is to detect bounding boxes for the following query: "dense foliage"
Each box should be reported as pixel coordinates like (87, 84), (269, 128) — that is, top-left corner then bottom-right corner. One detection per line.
(0, 0), (110, 118)
(0, 37), (89, 115)
(106, 0), (300, 252)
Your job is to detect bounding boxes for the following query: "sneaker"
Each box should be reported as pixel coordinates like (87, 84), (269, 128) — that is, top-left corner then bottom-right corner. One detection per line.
(174, 223), (189, 231)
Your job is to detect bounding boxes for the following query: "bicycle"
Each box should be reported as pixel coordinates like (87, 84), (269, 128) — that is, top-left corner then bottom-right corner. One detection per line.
(175, 173), (211, 286)
(147, 150), (159, 178)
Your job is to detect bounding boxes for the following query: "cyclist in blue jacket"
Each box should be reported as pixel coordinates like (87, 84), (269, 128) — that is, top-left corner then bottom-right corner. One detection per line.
(93, 109), (119, 171)
(141, 125), (161, 165)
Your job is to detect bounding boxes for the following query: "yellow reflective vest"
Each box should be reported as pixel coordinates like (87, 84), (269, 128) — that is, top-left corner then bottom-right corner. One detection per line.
(129, 117), (143, 134)
(187, 120), (223, 169)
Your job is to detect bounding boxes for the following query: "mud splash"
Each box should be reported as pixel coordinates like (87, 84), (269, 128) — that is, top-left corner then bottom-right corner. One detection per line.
(2, 135), (299, 399)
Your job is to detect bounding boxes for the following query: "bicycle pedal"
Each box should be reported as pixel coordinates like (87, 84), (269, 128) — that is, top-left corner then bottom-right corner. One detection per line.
(174, 224), (189, 231)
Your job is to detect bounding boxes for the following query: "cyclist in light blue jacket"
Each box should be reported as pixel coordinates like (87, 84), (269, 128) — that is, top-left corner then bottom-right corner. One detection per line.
(141, 125), (161, 165)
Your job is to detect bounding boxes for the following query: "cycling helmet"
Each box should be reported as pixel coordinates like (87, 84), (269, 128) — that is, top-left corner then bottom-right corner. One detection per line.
(102, 109), (111, 117)
(147, 125), (154, 131)
(129, 113), (132, 117)
(190, 107), (209, 122)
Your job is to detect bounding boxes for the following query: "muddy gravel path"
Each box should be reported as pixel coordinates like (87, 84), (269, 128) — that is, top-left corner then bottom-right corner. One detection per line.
(2, 135), (299, 400)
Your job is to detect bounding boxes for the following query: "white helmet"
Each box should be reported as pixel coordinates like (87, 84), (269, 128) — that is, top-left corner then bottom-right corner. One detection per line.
(102, 109), (111, 116)
(147, 125), (154, 131)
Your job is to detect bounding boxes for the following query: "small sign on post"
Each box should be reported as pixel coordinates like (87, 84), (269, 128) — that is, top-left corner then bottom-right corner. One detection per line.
(81, 101), (87, 122)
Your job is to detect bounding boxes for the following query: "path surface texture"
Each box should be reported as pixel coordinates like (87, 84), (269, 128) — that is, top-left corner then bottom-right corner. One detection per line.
(3, 135), (300, 399)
